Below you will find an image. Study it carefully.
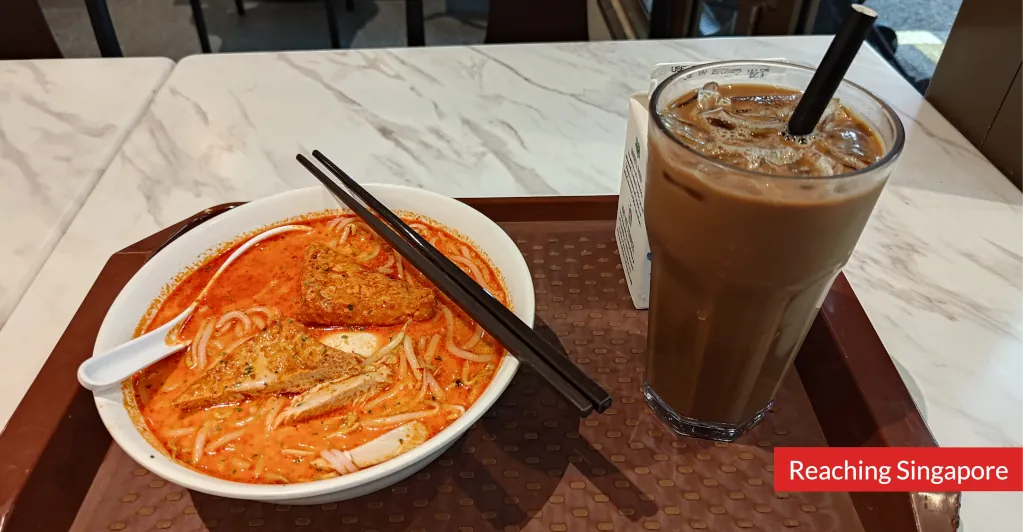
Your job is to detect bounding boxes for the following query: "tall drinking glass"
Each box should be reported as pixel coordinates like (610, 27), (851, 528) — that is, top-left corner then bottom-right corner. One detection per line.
(643, 60), (905, 441)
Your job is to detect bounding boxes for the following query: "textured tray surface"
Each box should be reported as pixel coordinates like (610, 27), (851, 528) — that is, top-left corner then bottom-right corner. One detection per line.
(69, 220), (864, 532)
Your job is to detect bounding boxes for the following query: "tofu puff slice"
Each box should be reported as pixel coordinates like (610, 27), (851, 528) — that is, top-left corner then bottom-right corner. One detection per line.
(172, 319), (363, 411)
(297, 242), (436, 327)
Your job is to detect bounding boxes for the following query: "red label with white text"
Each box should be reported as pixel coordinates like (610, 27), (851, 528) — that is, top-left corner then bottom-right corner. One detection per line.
(774, 447), (1023, 492)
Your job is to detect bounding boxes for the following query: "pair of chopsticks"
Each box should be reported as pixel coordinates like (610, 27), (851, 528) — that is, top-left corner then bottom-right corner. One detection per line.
(296, 151), (612, 416)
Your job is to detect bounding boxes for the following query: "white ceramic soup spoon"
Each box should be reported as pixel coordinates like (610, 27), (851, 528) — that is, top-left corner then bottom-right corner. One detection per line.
(78, 224), (312, 392)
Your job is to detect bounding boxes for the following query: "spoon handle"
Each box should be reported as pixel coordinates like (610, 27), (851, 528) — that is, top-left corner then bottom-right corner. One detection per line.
(78, 330), (187, 391)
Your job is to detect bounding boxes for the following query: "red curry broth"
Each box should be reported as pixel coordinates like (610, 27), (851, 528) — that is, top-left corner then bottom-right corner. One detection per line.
(132, 215), (508, 484)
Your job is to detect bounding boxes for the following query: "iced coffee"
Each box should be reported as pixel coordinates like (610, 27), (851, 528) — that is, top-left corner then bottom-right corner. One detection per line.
(643, 61), (904, 441)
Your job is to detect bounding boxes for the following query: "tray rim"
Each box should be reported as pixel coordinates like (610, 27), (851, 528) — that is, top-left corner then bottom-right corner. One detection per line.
(0, 195), (960, 532)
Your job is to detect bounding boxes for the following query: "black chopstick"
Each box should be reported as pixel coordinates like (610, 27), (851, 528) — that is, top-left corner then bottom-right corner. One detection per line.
(296, 154), (610, 416)
(309, 150), (613, 413)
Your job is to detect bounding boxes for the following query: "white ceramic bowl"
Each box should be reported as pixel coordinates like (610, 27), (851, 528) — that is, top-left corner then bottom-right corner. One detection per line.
(92, 185), (534, 505)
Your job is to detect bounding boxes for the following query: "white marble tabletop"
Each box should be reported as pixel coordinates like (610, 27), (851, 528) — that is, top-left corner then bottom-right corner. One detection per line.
(0, 37), (1019, 529)
(0, 58), (173, 328)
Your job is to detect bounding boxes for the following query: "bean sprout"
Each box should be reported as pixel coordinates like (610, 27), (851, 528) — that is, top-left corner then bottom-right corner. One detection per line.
(192, 422), (210, 465)
(442, 307), (495, 363)
(206, 429), (246, 452)
(362, 404), (440, 429)
(403, 335), (422, 379)
(363, 321), (410, 367)
(376, 254), (395, 273)
(462, 325), (484, 350)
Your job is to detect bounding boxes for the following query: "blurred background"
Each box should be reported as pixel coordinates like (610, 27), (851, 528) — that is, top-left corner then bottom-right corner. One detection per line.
(32, 0), (960, 94)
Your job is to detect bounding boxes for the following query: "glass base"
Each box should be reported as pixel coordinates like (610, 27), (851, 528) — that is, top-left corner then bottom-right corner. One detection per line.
(643, 383), (772, 443)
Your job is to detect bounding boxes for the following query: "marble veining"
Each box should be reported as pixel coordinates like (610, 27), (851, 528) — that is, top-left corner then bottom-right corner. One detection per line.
(0, 58), (173, 328)
(0, 37), (1019, 529)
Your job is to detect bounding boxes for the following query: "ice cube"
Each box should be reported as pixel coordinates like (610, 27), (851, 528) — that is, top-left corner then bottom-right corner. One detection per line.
(808, 152), (838, 176)
(816, 98), (842, 129)
(730, 94), (800, 119)
(762, 146), (802, 167)
(661, 113), (713, 147)
(826, 127), (871, 159)
(703, 108), (787, 132)
(696, 82), (721, 112)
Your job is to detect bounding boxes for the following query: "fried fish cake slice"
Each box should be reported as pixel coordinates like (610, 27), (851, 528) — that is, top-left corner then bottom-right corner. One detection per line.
(298, 242), (436, 326)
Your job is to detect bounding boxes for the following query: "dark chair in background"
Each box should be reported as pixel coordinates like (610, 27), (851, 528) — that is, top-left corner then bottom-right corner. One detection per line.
(2, 0), (63, 59)
(484, 0), (588, 43)
(83, 0), (425, 57)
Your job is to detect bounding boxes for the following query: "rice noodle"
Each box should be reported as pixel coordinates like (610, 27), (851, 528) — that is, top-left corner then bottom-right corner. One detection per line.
(450, 255), (497, 294)
(442, 307), (496, 363)
(460, 245), (472, 259)
(403, 335), (422, 379)
(363, 321), (410, 367)
(192, 422), (210, 464)
(338, 223), (356, 244)
(461, 325), (484, 350)
(409, 223), (431, 235)
(206, 429), (246, 452)
(363, 383), (406, 411)
(251, 316), (266, 330)
(282, 449), (314, 457)
(164, 427), (196, 438)
(328, 216), (356, 232)
(215, 311), (251, 334)
(196, 319), (215, 370)
(263, 473), (289, 483)
(264, 399), (283, 431)
(357, 239), (382, 262)
(362, 404), (440, 429)
(461, 360), (473, 386)
(376, 254), (395, 273)
(395, 251), (403, 279)
(425, 371), (446, 401)
(247, 306), (275, 320)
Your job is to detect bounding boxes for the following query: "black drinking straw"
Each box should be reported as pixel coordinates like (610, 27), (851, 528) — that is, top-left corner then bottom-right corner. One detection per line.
(787, 4), (878, 136)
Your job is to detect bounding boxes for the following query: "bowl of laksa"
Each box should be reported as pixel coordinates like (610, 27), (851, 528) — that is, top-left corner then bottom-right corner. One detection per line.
(92, 185), (534, 504)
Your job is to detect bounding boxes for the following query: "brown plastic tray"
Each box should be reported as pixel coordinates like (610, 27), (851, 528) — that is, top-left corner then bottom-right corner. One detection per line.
(0, 196), (959, 532)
